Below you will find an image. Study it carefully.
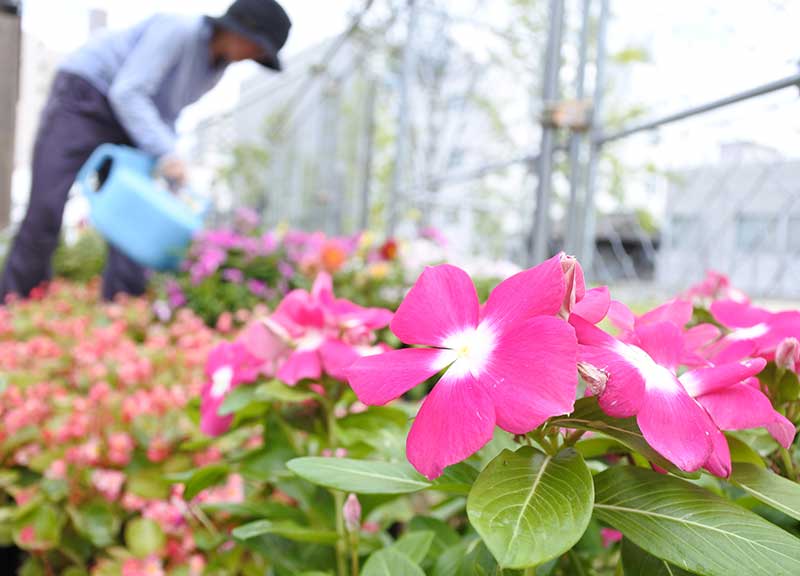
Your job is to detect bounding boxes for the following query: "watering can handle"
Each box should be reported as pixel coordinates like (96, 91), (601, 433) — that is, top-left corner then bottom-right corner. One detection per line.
(179, 186), (213, 219)
(75, 144), (117, 199)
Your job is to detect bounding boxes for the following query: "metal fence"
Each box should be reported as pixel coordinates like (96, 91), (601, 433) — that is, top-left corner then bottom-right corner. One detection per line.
(189, 0), (800, 302)
(7, 0), (795, 302)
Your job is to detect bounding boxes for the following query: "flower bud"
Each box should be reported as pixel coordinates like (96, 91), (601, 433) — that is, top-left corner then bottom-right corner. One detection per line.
(343, 493), (361, 533)
(776, 337), (800, 372)
(578, 362), (608, 396)
(559, 254), (585, 320)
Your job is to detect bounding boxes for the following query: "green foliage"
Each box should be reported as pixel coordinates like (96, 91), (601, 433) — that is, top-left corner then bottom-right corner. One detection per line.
(467, 447), (594, 568)
(594, 466), (800, 576)
(52, 229), (107, 282)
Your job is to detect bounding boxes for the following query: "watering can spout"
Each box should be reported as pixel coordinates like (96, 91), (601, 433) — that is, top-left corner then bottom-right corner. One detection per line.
(76, 145), (208, 271)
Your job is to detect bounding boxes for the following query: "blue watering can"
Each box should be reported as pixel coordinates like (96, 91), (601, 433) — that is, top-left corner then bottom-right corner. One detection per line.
(75, 144), (208, 271)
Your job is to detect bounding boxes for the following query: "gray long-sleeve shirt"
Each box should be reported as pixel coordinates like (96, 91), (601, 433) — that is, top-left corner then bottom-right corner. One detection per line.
(61, 14), (228, 158)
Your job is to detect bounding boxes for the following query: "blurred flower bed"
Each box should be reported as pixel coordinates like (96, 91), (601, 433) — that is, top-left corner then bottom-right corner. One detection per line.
(158, 210), (513, 328)
(0, 280), (271, 575)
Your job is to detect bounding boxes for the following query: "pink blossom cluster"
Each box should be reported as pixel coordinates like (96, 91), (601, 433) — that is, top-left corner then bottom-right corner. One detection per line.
(200, 272), (393, 436)
(345, 256), (797, 479)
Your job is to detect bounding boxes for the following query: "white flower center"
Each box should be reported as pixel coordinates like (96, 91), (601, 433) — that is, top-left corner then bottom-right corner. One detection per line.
(211, 366), (234, 398)
(729, 323), (769, 341)
(442, 323), (496, 378)
(614, 341), (679, 393)
(297, 331), (325, 351)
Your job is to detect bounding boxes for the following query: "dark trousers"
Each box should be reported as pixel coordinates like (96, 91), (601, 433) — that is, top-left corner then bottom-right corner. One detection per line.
(0, 71), (147, 302)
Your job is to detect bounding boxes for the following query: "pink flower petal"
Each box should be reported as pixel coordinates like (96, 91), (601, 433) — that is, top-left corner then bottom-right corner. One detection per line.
(481, 317), (577, 434)
(572, 287), (611, 324)
(680, 358), (766, 398)
(482, 254), (565, 330)
(391, 265), (479, 346)
(696, 381), (784, 432)
(637, 385), (715, 472)
(570, 315), (646, 417)
(707, 338), (758, 364)
(607, 300), (635, 333)
(238, 321), (288, 363)
(406, 371), (496, 479)
(710, 300), (772, 328)
(278, 350), (322, 386)
(273, 291), (325, 334)
(683, 323), (721, 352)
(766, 413), (796, 449)
(311, 272), (335, 302)
(704, 427), (732, 478)
(634, 322), (685, 372)
(319, 339), (361, 382)
(578, 344), (646, 417)
(347, 348), (450, 406)
(638, 299), (693, 329)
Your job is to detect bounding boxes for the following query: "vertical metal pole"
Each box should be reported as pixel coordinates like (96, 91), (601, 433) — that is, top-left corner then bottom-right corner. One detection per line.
(565, 0), (591, 254)
(387, 0), (417, 237)
(580, 0), (610, 275)
(359, 76), (378, 231)
(529, 0), (565, 265)
(0, 4), (21, 231)
(323, 79), (343, 235)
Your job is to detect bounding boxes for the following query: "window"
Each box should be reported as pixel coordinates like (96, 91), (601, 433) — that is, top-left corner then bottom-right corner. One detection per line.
(670, 215), (700, 251)
(736, 215), (777, 253)
(789, 216), (800, 253)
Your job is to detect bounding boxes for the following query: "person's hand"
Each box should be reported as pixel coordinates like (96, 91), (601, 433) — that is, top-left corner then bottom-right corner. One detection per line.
(157, 155), (188, 189)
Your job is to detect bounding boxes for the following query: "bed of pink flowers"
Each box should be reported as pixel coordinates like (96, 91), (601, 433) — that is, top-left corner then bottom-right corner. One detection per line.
(2, 253), (800, 575)
(0, 280), (275, 575)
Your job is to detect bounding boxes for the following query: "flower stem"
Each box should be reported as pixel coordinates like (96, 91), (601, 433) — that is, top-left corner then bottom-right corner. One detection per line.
(334, 490), (348, 576)
(523, 567), (536, 576)
(349, 532), (360, 576)
(779, 446), (796, 480)
(564, 429), (587, 447)
(323, 395), (348, 576)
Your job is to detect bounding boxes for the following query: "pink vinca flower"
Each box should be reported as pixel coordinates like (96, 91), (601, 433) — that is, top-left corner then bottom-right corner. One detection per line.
(608, 298), (720, 368)
(681, 367), (796, 475)
(683, 270), (749, 306)
(708, 300), (800, 364)
(265, 273), (392, 385)
(347, 255), (578, 479)
(571, 315), (781, 476)
(200, 342), (261, 436)
(559, 254), (610, 323)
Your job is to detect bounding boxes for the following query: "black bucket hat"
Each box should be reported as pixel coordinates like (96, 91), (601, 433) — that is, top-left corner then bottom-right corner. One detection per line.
(207, 0), (292, 71)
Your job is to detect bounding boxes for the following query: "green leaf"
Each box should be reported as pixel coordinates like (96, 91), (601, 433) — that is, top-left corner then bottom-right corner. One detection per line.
(467, 447), (594, 568)
(125, 518), (166, 557)
(181, 464), (230, 500)
(726, 434), (765, 467)
(594, 466), (800, 576)
(391, 530), (435, 564)
(432, 536), (497, 576)
(127, 470), (170, 500)
(232, 520), (338, 545)
(68, 501), (120, 548)
(287, 457), (431, 494)
(731, 463), (800, 521)
(14, 503), (65, 550)
(261, 380), (316, 403)
(408, 516), (459, 558)
(622, 538), (695, 575)
(551, 397), (690, 475)
(219, 385), (260, 416)
(362, 548), (425, 576)
(431, 462), (479, 495)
